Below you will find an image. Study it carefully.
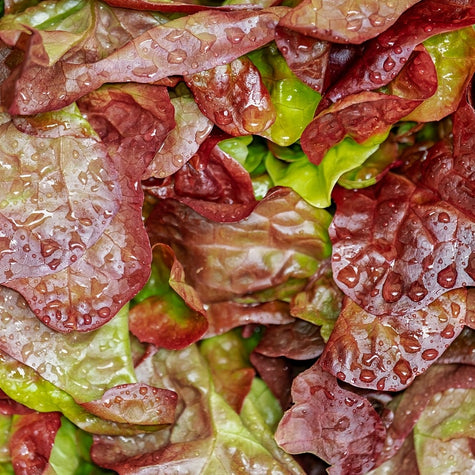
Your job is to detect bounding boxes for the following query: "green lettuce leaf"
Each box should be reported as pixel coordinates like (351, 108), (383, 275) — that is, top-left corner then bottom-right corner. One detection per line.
(248, 43), (321, 146)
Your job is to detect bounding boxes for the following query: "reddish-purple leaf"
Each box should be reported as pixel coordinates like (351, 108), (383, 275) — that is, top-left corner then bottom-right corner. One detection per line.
(250, 352), (292, 410)
(319, 290), (467, 392)
(302, 91), (423, 165)
(5, 8), (286, 115)
(375, 364), (475, 465)
(275, 363), (386, 475)
(129, 244), (208, 350)
(205, 300), (294, 337)
(186, 56), (275, 136)
(438, 327), (475, 366)
(81, 383), (177, 426)
(330, 157), (474, 317)
(142, 95), (213, 180)
(103, 0), (277, 13)
(78, 83), (175, 172)
(278, 0), (419, 44)
(9, 412), (62, 475)
(144, 135), (258, 222)
(0, 389), (33, 415)
(5, 85), (163, 331)
(255, 319), (325, 360)
(146, 187), (331, 302)
(467, 288), (475, 329)
(323, 0), (475, 105)
(275, 26), (331, 93)
(0, 111), (120, 284)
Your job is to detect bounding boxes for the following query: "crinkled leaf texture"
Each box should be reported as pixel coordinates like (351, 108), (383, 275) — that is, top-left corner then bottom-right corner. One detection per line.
(275, 363), (386, 475)
(4, 6), (286, 114)
(146, 187), (332, 303)
(321, 0), (475, 105)
(91, 344), (304, 474)
(0, 108), (120, 283)
(376, 364), (475, 466)
(319, 289), (467, 392)
(185, 56), (275, 136)
(330, 94), (475, 316)
(278, 0), (419, 44)
(142, 95), (213, 180)
(6, 85), (160, 332)
(129, 243), (208, 349)
(144, 134), (259, 223)
(9, 412), (61, 475)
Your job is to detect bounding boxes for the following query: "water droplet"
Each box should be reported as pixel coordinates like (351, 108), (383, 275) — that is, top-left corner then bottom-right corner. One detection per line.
(242, 105), (266, 133)
(437, 264), (457, 289)
(399, 332), (421, 353)
(440, 324), (455, 339)
(421, 349), (439, 361)
(369, 71), (383, 83)
(214, 109), (233, 126)
(359, 369), (376, 383)
(83, 314), (92, 325)
(114, 396), (123, 404)
(369, 14), (384, 27)
(225, 27), (245, 45)
(344, 397), (355, 407)
(41, 239), (60, 258)
(382, 271), (403, 302)
(23, 244), (30, 252)
(337, 264), (359, 288)
(407, 280), (427, 302)
(139, 386), (148, 395)
(167, 49), (187, 65)
(48, 259), (61, 271)
(336, 371), (346, 381)
(383, 57), (396, 72)
(394, 358), (412, 385)
(437, 212), (450, 223)
(335, 416), (350, 431)
(72, 150), (80, 159)
(393, 45), (403, 55)
(423, 25), (433, 33)
(376, 378), (386, 391)
(98, 307), (111, 319)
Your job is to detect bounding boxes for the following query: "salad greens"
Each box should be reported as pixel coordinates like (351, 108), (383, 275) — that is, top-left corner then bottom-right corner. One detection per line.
(0, 0), (473, 473)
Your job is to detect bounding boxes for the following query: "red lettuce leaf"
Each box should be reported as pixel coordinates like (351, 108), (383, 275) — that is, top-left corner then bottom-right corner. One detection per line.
(185, 56), (275, 136)
(0, 110), (120, 283)
(275, 26), (331, 93)
(205, 300), (294, 337)
(302, 46), (437, 165)
(330, 96), (475, 316)
(249, 352), (292, 410)
(143, 134), (258, 222)
(275, 363), (386, 475)
(0, 389), (33, 415)
(146, 187), (332, 302)
(102, 0), (276, 13)
(9, 412), (62, 475)
(6, 85), (158, 331)
(129, 244), (208, 350)
(81, 383), (177, 426)
(255, 319), (325, 360)
(278, 0), (419, 44)
(438, 327), (475, 366)
(322, 0), (475, 105)
(77, 83), (175, 172)
(142, 95), (213, 180)
(5, 7), (286, 114)
(319, 289), (467, 392)
(375, 364), (475, 466)
(302, 91), (423, 166)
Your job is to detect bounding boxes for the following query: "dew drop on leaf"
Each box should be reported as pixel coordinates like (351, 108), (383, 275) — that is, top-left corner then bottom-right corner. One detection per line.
(337, 264), (359, 288)
(437, 264), (457, 288)
(382, 271), (403, 302)
(393, 358), (412, 385)
(421, 349), (439, 361)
